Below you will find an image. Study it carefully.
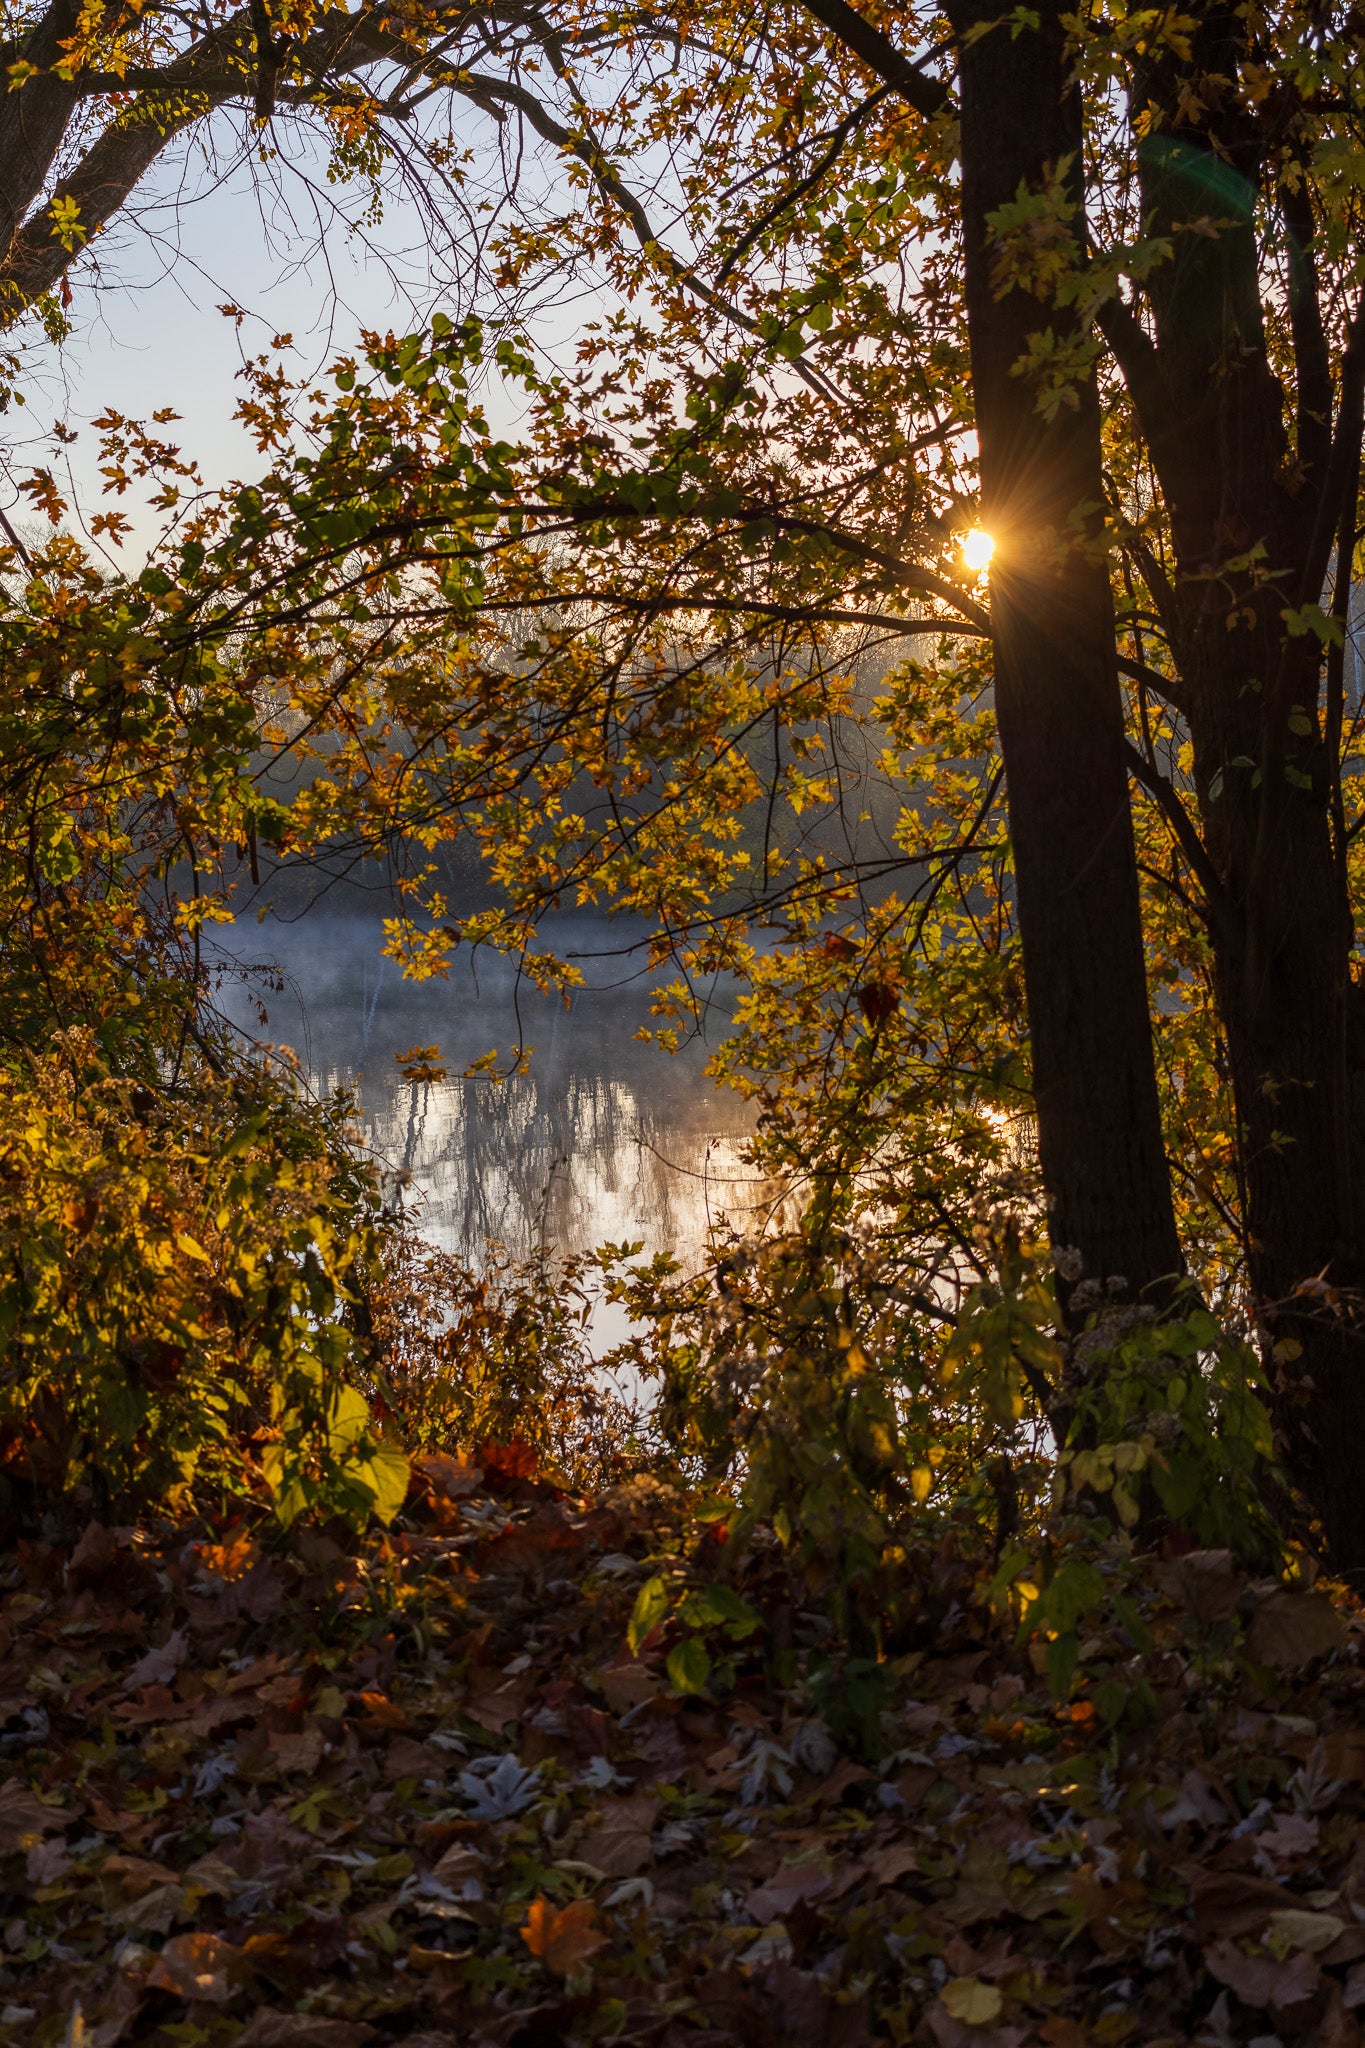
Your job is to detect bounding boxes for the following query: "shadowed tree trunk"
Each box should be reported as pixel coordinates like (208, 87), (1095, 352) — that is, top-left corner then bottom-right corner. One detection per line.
(803, 0), (1365, 1569)
(806, 0), (1184, 1303)
(950, 0), (1184, 1303)
(1100, 16), (1365, 1565)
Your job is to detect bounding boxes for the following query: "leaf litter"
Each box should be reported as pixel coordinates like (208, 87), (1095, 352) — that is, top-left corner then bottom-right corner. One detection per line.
(0, 1461), (1363, 2045)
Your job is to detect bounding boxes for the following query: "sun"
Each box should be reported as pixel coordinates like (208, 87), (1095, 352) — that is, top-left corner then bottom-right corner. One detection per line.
(961, 528), (995, 574)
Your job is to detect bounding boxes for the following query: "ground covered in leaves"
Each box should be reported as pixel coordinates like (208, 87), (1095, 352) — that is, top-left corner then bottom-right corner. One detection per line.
(3, 1455), (1365, 2048)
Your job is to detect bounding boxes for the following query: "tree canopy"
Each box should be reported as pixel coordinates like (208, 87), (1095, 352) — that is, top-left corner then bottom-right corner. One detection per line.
(0, 0), (1364, 1575)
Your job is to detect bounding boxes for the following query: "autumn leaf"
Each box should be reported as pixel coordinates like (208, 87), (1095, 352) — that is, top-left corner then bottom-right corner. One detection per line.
(478, 1437), (540, 1483)
(520, 1896), (607, 1973)
(575, 1793), (660, 1878)
(940, 1977), (1003, 2026)
(146, 1931), (242, 2002)
(196, 1532), (259, 1582)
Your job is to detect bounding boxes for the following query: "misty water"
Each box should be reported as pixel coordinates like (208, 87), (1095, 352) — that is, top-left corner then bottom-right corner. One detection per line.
(211, 913), (762, 1343)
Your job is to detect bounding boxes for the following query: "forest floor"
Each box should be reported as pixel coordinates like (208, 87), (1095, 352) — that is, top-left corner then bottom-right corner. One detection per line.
(2, 1453), (1365, 2048)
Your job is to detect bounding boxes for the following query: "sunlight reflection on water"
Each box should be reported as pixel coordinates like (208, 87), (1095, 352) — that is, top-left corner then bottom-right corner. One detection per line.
(211, 913), (764, 1347)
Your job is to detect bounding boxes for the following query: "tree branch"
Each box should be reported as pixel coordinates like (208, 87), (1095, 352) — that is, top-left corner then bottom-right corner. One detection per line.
(1123, 738), (1226, 932)
(796, 0), (950, 119)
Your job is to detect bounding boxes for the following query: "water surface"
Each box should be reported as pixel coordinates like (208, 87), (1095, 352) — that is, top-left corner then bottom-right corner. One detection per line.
(212, 915), (762, 1325)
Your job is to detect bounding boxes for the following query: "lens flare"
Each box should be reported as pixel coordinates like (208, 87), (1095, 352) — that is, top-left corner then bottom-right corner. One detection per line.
(961, 528), (995, 574)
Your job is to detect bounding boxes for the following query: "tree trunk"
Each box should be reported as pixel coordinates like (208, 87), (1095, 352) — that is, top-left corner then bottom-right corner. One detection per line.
(1115, 34), (1365, 1568)
(950, 0), (1185, 1301)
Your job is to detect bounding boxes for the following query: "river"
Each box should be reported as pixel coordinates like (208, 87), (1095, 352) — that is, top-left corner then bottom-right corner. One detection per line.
(211, 912), (760, 1342)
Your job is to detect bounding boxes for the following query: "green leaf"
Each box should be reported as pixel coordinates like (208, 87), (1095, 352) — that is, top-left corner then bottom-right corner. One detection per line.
(1042, 1559), (1105, 1632)
(665, 1636), (711, 1695)
(627, 1573), (670, 1655)
(326, 1385), (372, 1451)
(1045, 1630), (1079, 1698)
(355, 1443), (411, 1524)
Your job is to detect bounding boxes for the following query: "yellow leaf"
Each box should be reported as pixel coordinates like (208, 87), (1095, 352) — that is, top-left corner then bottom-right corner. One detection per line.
(910, 1465), (932, 1503)
(175, 1232), (210, 1262)
(941, 1977), (1003, 2026)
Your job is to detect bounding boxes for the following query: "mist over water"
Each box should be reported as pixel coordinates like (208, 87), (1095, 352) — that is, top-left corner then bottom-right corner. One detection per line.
(210, 914), (761, 1320)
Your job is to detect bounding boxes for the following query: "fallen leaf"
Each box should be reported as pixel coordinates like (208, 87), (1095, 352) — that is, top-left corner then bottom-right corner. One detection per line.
(479, 1438), (540, 1484)
(413, 1451), (482, 1500)
(123, 1627), (189, 1690)
(117, 1881), (188, 1934)
(597, 1661), (660, 1714)
(867, 1842), (920, 1888)
(67, 1521), (120, 1589)
(431, 1842), (483, 1888)
(1256, 1810), (1319, 1861)
(1184, 1865), (1299, 1936)
(268, 1722), (327, 1774)
(1323, 1730), (1365, 1783)
(235, 2013), (376, 2047)
(1265, 1907), (1346, 1957)
(457, 1752), (542, 1821)
(1246, 1589), (1348, 1670)
(383, 1734), (445, 1782)
(576, 1793), (660, 1878)
(195, 1532), (259, 1582)
(465, 1668), (533, 1733)
(520, 1896), (608, 1973)
(1204, 1938), (1321, 2011)
(146, 1930), (242, 2003)
(100, 1852), (181, 1896)
(747, 1858), (832, 1924)
(0, 1778), (63, 1851)
(354, 1690), (413, 1731)
(1155, 1548), (1241, 1624)
(940, 1976), (1003, 2026)
(25, 1837), (68, 1883)
(1160, 1767), (1230, 1829)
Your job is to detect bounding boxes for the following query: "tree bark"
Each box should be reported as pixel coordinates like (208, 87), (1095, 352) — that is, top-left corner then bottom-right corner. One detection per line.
(1097, 8), (1365, 1568)
(948, 0), (1185, 1300)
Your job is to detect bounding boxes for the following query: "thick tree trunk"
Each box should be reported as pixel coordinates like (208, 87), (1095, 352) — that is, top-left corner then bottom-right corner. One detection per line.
(1120, 44), (1365, 1568)
(950, 0), (1184, 1301)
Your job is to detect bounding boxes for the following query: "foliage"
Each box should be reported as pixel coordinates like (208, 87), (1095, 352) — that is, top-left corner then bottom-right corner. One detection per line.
(366, 1223), (652, 1495)
(0, 1026), (407, 1528)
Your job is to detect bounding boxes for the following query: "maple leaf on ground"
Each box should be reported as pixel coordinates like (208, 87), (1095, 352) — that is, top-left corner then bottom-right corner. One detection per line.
(456, 1751), (542, 1820)
(520, 1896), (608, 1972)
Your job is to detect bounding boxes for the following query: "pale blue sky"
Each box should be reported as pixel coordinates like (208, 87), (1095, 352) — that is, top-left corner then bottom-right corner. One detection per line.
(4, 100), (589, 557)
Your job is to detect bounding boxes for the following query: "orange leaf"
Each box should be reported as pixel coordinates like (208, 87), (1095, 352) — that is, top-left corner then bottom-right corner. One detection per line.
(196, 1532), (259, 1582)
(356, 1690), (413, 1731)
(519, 1896), (607, 1973)
(480, 1438), (540, 1483)
(147, 1931), (241, 2003)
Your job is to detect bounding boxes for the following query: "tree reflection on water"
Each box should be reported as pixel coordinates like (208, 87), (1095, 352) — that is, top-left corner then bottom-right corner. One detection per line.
(211, 913), (761, 1276)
